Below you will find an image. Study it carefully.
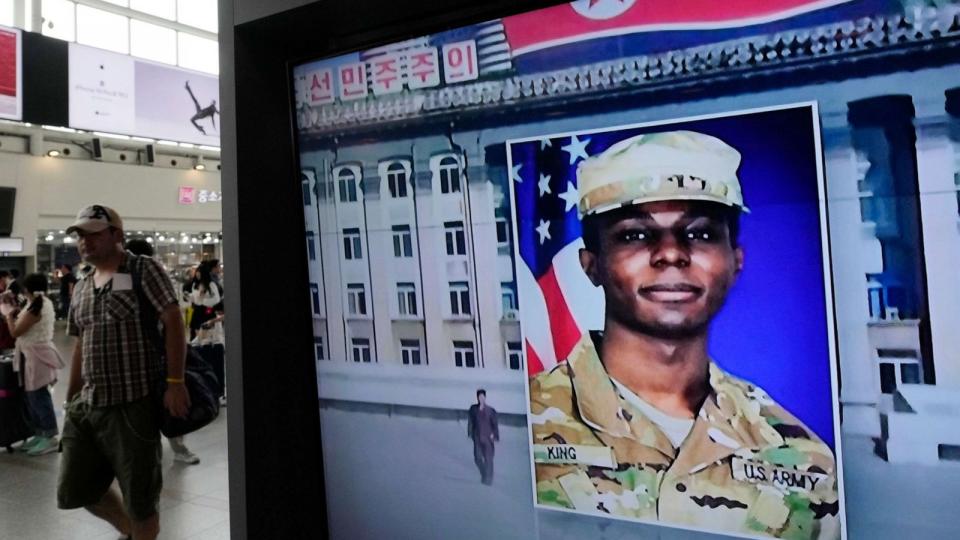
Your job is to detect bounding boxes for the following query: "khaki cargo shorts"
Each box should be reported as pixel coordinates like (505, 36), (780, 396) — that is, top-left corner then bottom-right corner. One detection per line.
(57, 395), (163, 521)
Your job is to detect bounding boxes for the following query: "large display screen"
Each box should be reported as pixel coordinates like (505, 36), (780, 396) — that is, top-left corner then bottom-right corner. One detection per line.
(68, 42), (220, 145)
(0, 25), (21, 121)
(292, 1), (960, 538)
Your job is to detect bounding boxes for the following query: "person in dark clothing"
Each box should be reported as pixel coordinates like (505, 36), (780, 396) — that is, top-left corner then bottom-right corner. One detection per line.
(467, 389), (499, 485)
(189, 263), (221, 341)
(3, 269), (23, 298)
(58, 264), (78, 320)
(0, 274), (14, 350)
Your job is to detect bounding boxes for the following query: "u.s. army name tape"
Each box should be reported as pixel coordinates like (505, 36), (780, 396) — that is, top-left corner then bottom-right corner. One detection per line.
(533, 444), (616, 468)
(731, 457), (830, 493)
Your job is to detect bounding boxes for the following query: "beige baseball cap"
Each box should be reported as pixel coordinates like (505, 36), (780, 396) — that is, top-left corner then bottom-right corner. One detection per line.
(577, 130), (748, 217)
(65, 205), (124, 235)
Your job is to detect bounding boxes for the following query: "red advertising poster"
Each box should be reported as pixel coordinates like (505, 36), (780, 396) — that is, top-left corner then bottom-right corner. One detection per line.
(0, 26), (21, 120)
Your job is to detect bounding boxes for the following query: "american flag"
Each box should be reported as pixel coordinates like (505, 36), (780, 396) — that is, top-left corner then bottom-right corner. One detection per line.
(510, 133), (613, 377)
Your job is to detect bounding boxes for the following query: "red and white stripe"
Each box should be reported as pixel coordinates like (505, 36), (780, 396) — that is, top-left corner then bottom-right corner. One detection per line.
(519, 239), (605, 376)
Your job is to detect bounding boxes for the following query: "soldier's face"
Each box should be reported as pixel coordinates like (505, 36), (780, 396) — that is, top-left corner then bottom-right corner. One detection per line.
(580, 200), (743, 339)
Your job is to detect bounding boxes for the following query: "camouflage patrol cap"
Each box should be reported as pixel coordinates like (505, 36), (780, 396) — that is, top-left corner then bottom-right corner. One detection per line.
(577, 130), (748, 217)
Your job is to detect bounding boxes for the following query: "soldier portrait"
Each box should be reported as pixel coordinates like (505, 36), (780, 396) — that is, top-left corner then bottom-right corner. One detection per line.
(510, 106), (844, 540)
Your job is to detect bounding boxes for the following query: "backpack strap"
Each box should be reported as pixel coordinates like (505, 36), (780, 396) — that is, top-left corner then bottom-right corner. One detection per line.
(128, 253), (166, 359)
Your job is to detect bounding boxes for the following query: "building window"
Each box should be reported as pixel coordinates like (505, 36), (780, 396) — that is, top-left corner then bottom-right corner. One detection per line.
(347, 283), (367, 316)
(879, 363), (896, 394)
(454, 340), (476, 368)
(901, 363), (921, 385)
(130, 19), (177, 65)
(392, 225), (413, 257)
(507, 342), (523, 370)
(338, 169), (358, 202)
(77, 5), (129, 54)
(343, 228), (362, 260)
(449, 281), (471, 316)
(496, 218), (510, 247)
(306, 231), (316, 261)
(397, 282), (418, 316)
(351, 338), (372, 363)
(401, 339), (422, 365)
(41, 0), (77, 42)
(867, 278), (885, 320)
(501, 283), (517, 313)
(877, 349), (921, 395)
(954, 163), (960, 217)
(301, 176), (312, 206)
(445, 221), (466, 256)
(309, 283), (321, 315)
(314, 336), (325, 361)
(176, 0), (218, 34)
(439, 156), (461, 193)
(386, 162), (408, 198)
(131, 0), (176, 21)
(177, 31), (219, 74)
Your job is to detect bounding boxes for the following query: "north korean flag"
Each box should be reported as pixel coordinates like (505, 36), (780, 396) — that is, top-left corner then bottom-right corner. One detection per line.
(503, 0), (903, 73)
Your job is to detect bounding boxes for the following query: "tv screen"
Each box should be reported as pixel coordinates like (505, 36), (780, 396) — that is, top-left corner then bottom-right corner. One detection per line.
(0, 187), (15, 237)
(290, 1), (960, 539)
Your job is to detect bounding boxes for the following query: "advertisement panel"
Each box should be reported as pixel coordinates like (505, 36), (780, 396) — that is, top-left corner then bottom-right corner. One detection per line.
(0, 25), (22, 121)
(68, 43), (219, 145)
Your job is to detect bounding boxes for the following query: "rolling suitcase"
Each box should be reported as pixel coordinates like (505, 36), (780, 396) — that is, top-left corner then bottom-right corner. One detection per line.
(0, 352), (31, 452)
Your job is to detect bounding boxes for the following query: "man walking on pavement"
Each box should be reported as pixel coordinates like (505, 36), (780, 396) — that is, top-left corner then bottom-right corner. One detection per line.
(467, 389), (499, 485)
(57, 204), (190, 540)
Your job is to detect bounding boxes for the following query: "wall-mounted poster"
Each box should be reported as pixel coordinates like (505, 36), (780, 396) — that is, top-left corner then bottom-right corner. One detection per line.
(510, 104), (844, 539)
(0, 25), (22, 121)
(68, 42), (219, 145)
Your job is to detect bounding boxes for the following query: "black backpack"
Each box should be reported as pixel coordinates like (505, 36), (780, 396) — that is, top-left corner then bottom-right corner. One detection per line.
(130, 255), (220, 438)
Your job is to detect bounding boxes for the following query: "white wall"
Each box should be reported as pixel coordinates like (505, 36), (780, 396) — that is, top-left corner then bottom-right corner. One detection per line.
(0, 151), (222, 257)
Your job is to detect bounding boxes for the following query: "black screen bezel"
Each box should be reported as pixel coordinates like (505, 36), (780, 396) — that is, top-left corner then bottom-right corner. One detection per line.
(225, 2), (565, 538)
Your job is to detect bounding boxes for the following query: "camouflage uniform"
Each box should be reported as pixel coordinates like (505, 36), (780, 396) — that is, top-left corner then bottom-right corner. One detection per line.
(530, 333), (840, 539)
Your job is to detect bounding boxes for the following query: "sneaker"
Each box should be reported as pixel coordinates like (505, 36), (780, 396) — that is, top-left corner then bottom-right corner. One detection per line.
(219, 396), (227, 407)
(174, 450), (201, 465)
(27, 437), (59, 456)
(17, 436), (41, 452)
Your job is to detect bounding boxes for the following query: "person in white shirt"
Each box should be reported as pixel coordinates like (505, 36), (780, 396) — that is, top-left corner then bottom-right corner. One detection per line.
(1, 273), (65, 456)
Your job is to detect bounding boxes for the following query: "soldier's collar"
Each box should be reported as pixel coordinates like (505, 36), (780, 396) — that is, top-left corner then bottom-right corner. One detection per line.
(567, 333), (783, 457)
(566, 332), (675, 457)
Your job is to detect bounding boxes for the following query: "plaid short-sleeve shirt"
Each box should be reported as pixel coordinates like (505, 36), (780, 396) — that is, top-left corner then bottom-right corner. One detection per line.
(68, 253), (179, 407)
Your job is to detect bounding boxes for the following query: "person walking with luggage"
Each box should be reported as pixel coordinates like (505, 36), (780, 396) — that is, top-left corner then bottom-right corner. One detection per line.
(467, 389), (499, 485)
(58, 205), (189, 540)
(1, 273), (65, 456)
(190, 262), (225, 403)
(124, 239), (201, 465)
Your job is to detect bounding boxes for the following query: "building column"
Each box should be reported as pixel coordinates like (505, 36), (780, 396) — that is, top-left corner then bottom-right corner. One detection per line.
(915, 88), (960, 387)
(822, 121), (883, 437)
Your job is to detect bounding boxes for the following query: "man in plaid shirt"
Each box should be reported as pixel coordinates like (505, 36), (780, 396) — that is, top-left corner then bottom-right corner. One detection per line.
(57, 205), (190, 540)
